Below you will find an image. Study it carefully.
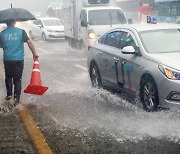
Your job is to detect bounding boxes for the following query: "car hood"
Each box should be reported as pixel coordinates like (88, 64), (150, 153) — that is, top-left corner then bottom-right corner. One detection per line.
(148, 52), (180, 71)
(45, 26), (64, 31)
(90, 25), (125, 37)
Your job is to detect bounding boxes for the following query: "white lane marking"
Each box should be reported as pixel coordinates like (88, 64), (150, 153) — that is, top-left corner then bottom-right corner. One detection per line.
(0, 65), (5, 78)
(75, 64), (87, 71)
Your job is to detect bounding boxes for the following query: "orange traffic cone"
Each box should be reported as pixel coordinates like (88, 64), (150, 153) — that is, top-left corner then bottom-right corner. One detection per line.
(24, 57), (48, 95)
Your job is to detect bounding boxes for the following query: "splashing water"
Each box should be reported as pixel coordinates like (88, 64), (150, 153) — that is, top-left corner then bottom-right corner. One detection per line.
(22, 69), (180, 143)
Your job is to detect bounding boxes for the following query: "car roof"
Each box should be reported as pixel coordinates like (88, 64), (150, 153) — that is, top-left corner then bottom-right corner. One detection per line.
(112, 23), (180, 32)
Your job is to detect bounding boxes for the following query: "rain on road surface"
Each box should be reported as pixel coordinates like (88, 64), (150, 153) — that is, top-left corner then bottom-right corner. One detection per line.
(0, 39), (180, 153)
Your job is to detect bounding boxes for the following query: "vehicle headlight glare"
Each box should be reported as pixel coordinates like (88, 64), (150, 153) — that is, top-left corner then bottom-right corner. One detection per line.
(159, 65), (180, 80)
(89, 32), (96, 39)
(164, 69), (174, 79)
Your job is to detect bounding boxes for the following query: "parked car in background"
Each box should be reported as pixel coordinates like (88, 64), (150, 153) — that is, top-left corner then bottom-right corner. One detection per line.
(0, 22), (30, 34)
(29, 17), (64, 40)
(0, 23), (6, 32)
(87, 23), (180, 112)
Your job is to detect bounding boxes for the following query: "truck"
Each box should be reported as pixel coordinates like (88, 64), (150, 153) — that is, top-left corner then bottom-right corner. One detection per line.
(63, 0), (129, 53)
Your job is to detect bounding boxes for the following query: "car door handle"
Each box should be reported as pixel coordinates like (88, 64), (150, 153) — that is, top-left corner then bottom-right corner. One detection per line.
(114, 57), (119, 62)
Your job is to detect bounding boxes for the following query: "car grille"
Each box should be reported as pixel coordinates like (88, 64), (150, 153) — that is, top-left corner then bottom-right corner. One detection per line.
(49, 35), (63, 38)
(55, 31), (63, 33)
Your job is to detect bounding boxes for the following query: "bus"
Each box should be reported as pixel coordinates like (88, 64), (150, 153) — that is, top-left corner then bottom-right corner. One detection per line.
(47, 1), (64, 20)
(116, 0), (154, 23)
(154, 0), (180, 24)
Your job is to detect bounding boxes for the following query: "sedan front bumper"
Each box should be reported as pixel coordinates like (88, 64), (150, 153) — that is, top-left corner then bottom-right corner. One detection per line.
(47, 32), (65, 39)
(158, 76), (180, 109)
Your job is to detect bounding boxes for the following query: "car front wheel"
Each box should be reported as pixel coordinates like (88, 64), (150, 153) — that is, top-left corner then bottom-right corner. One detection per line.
(90, 64), (102, 88)
(140, 77), (159, 112)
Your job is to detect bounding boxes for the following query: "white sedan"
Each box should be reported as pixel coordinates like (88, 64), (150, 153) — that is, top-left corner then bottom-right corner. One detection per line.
(0, 23), (7, 32)
(29, 17), (65, 41)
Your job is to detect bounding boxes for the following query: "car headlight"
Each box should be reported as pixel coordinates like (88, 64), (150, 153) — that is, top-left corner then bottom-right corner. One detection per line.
(159, 65), (180, 80)
(88, 32), (96, 39)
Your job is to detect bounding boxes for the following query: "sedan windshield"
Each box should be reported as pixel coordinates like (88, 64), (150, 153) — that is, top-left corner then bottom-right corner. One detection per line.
(88, 9), (127, 25)
(43, 19), (63, 26)
(140, 29), (180, 53)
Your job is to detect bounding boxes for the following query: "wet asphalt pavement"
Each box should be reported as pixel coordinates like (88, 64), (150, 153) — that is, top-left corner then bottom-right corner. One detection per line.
(26, 96), (180, 154)
(0, 40), (180, 154)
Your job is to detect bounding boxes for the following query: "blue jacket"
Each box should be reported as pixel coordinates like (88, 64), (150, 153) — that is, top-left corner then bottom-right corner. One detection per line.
(0, 26), (24, 61)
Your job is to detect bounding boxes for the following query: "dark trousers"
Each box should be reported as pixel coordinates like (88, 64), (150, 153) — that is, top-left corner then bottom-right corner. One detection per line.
(4, 60), (24, 101)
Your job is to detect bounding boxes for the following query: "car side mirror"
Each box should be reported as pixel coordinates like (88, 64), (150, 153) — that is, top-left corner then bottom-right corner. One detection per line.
(122, 46), (135, 54)
(37, 24), (43, 28)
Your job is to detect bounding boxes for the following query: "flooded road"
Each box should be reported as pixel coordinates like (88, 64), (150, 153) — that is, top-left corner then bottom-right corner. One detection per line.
(1, 39), (179, 153)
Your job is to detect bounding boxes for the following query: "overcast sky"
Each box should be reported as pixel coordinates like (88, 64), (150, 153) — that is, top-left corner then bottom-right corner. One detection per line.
(0, 0), (57, 15)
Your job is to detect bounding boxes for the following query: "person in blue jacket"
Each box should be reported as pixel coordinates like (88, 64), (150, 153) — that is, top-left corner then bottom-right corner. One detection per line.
(0, 20), (38, 106)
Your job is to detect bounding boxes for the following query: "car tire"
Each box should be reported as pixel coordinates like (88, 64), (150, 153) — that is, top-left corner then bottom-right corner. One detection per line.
(140, 76), (159, 112)
(42, 33), (47, 41)
(90, 64), (102, 88)
(29, 31), (34, 40)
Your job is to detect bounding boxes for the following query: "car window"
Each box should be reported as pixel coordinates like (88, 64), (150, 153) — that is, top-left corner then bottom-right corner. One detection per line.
(103, 31), (123, 48)
(33, 20), (42, 26)
(33, 20), (38, 25)
(80, 10), (87, 24)
(98, 33), (108, 44)
(39, 20), (43, 26)
(88, 9), (127, 25)
(119, 32), (137, 49)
